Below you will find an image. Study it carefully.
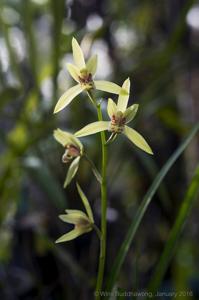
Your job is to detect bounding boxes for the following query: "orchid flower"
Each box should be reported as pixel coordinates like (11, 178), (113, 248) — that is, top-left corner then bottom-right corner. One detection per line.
(54, 129), (83, 187)
(75, 78), (153, 155)
(54, 128), (101, 186)
(54, 37), (122, 113)
(56, 183), (94, 243)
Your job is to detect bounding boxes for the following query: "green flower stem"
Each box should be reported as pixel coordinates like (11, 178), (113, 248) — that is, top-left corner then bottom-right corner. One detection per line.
(92, 223), (102, 240)
(87, 91), (108, 298)
(96, 102), (108, 298)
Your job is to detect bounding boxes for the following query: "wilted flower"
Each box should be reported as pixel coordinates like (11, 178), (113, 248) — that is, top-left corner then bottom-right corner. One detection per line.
(56, 183), (94, 243)
(75, 78), (153, 155)
(54, 128), (83, 187)
(54, 37), (122, 113)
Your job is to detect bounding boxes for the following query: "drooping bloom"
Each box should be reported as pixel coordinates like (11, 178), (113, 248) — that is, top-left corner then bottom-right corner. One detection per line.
(54, 129), (83, 187)
(56, 183), (94, 243)
(75, 78), (153, 155)
(54, 37), (122, 113)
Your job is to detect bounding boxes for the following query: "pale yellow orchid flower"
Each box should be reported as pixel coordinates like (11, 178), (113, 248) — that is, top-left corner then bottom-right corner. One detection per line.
(56, 183), (94, 243)
(54, 129), (83, 187)
(54, 37), (122, 113)
(74, 78), (153, 155)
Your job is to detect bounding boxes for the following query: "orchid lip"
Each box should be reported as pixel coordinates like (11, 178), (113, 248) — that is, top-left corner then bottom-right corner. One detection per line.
(62, 144), (81, 163)
(78, 72), (94, 90)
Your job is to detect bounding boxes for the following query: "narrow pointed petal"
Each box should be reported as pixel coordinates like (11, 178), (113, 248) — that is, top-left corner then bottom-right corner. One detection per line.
(72, 37), (86, 69)
(124, 104), (139, 123)
(76, 183), (94, 223)
(59, 212), (89, 224)
(107, 98), (117, 118)
(54, 128), (73, 146)
(64, 156), (80, 187)
(54, 84), (83, 114)
(117, 78), (130, 112)
(66, 63), (80, 82)
(55, 228), (86, 243)
(75, 121), (109, 138)
(65, 209), (90, 219)
(124, 126), (153, 155)
(86, 54), (98, 76)
(94, 80), (121, 94)
(53, 128), (83, 151)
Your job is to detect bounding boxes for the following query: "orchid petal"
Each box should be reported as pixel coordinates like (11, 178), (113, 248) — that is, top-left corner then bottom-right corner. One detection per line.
(86, 54), (98, 75)
(64, 156), (80, 187)
(117, 78), (130, 112)
(124, 126), (153, 155)
(124, 104), (139, 123)
(75, 121), (109, 138)
(59, 212), (89, 225)
(76, 183), (94, 223)
(53, 129), (83, 151)
(94, 80), (121, 94)
(65, 209), (91, 219)
(72, 37), (86, 69)
(66, 63), (80, 82)
(55, 228), (88, 243)
(107, 98), (117, 119)
(54, 84), (83, 114)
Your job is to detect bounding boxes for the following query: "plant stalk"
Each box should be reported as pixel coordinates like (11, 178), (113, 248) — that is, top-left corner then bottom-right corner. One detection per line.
(87, 91), (108, 298)
(95, 102), (108, 298)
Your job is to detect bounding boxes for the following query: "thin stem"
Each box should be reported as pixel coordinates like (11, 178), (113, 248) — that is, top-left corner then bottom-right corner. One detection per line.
(92, 224), (102, 240)
(87, 91), (108, 298)
(83, 154), (102, 184)
(95, 102), (108, 298)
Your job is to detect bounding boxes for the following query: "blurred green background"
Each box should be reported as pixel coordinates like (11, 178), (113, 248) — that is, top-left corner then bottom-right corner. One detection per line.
(0, 0), (199, 299)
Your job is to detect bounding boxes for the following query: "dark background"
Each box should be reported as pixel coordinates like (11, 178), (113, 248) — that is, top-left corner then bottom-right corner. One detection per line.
(0, 0), (199, 299)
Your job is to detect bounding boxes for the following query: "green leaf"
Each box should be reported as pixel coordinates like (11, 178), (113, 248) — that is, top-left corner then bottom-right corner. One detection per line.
(94, 80), (121, 94)
(86, 54), (98, 75)
(147, 165), (199, 293)
(72, 37), (86, 70)
(107, 98), (117, 119)
(54, 84), (83, 113)
(59, 211), (89, 224)
(124, 126), (153, 155)
(117, 78), (130, 112)
(55, 228), (86, 243)
(66, 63), (80, 82)
(76, 183), (94, 223)
(53, 128), (83, 151)
(124, 104), (139, 123)
(75, 121), (109, 138)
(106, 123), (199, 296)
(64, 156), (80, 187)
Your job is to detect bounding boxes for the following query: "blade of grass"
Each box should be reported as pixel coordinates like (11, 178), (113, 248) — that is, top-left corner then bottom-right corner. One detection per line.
(106, 122), (199, 295)
(147, 164), (199, 294)
(21, 0), (38, 91)
(50, 0), (65, 99)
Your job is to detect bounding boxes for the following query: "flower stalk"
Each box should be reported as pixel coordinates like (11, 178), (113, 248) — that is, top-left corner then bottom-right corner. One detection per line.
(96, 101), (108, 298)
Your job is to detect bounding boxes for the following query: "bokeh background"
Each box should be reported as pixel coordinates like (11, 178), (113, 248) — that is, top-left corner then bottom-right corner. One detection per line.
(0, 0), (199, 299)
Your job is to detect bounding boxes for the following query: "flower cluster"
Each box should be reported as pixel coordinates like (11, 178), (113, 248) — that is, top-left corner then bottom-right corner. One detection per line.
(53, 37), (153, 243)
